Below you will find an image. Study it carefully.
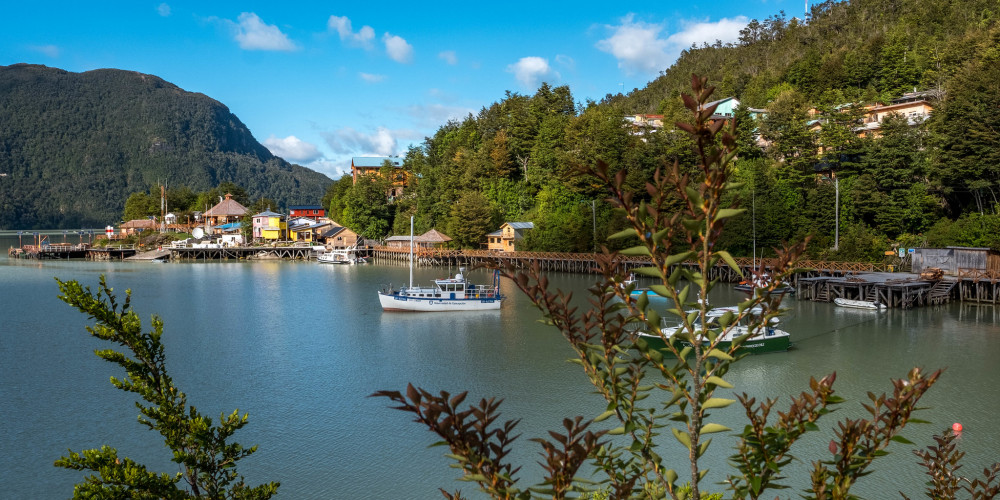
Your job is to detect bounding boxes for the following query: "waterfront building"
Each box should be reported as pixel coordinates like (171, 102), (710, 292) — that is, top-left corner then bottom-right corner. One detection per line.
(252, 210), (287, 242)
(289, 205), (325, 219)
(204, 194), (248, 232)
(487, 222), (534, 252)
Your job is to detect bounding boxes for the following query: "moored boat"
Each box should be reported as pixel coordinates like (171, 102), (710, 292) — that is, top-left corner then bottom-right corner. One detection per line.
(734, 273), (795, 295)
(378, 268), (503, 311)
(317, 245), (366, 265)
(636, 306), (791, 354)
(377, 216), (503, 312)
(834, 298), (883, 310)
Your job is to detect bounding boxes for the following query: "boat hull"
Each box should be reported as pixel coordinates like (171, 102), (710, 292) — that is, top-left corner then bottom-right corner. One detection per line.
(734, 284), (795, 295)
(378, 292), (502, 312)
(834, 298), (883, 310)
(638, 331), (791, 354)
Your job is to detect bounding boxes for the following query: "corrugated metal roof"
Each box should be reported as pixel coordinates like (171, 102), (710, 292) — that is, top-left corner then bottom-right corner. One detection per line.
(289, 205), (323, 210)
(352, 156), (403, 168)
(504, 222), (534, 230)
(254, 210), (283, 217)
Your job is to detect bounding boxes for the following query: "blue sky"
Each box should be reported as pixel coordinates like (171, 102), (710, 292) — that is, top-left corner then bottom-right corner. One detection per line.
(3, 1), (801, 179)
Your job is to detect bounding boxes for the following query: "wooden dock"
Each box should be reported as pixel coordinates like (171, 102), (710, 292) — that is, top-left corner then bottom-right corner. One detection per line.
(9, 241), (1000, 308)
(8, 244), (90, 259)
(795, 273), (958, 309)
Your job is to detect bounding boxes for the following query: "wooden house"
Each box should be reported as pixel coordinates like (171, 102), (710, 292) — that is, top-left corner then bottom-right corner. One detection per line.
(120, 219), (157, 236)
(417, 229), (452, 248)
(204, 193), (248, 231)
(351, 157), (409, 199)
(912, 247), (1000, 276)
(855, 93), (934, 138)
(385, 229), (454, 249)
(321, 225), (360, 248)
(487, 222), (533, 252)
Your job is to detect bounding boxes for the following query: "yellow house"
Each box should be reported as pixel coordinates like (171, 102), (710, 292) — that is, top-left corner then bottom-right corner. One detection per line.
(288, 218), (330, 243)
(252, 210), (286, 242)
(487, 222), (534, 252)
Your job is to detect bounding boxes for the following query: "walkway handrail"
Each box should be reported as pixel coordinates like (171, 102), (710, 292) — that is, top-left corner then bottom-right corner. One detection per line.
(371, 246), (889, 273)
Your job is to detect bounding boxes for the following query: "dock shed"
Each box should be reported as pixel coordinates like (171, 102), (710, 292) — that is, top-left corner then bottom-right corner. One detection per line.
(911, 247), (1000, 276)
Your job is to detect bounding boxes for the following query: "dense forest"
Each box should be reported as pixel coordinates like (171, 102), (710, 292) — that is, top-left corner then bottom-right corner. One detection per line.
(0, 64), (332, 229)
(325, 0), (1000, 261)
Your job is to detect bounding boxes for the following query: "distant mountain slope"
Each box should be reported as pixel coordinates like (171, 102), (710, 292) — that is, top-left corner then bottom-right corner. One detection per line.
(0, 64), (332, 229)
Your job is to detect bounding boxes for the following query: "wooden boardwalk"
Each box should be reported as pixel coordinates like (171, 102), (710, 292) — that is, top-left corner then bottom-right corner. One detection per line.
(10, 241), (998, 308)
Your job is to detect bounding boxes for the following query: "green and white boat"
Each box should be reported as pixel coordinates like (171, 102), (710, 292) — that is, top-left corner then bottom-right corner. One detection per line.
(636, 306), (791, 354)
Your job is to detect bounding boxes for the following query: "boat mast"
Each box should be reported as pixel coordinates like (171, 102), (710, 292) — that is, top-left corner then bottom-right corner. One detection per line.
(409, 215), (414, 289)
(751, 187), (756, 271)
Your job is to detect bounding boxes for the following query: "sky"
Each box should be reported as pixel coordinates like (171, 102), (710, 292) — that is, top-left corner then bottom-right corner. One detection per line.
(3, 1), (803, 179)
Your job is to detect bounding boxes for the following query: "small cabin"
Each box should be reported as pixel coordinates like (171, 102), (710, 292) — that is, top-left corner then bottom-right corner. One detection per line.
(911, 247), (1000, 276)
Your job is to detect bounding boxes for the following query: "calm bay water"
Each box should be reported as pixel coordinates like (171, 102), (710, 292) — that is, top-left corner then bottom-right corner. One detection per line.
(2, 232), (999, 499)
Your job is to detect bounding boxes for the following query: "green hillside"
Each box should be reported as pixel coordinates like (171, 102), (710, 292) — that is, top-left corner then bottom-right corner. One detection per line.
(0, 64), (332, 229)
(326, 0), (1000, 259)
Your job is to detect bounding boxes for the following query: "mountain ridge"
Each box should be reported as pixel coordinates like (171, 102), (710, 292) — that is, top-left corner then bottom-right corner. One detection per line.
(0, 63), (332, 229)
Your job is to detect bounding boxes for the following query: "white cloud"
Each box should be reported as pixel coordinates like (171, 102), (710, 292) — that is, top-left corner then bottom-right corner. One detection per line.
(555, 54), (575, 71)
(322, 127), (400, 157)
(28, 44), (59, 58)
(399, 103), (475, 128)
(262, 135), (321, 163)
(595, 14), (671, 75)
(506, 56), (557, 88)
(596, 14), (749, 76)
(157, 3), (171, 17)
(359, 72), (385, 83)
(383, 33), (413, 63)
(233, 12), (296, 51)
(667, 16), (749, 48)
(438, 50), (457, 65)
(328, 15), (374, 48)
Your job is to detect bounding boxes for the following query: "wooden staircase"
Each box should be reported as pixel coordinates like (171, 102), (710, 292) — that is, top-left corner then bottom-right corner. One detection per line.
(928, 280), (957, 305)
(815, 283), (832, 302)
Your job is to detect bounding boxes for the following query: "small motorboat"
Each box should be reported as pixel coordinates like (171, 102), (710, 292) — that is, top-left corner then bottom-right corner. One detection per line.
(834, 298), (884, 310)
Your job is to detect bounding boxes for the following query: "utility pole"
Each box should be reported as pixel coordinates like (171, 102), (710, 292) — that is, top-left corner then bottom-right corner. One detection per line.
(833, 171), (840, 251)
(591, 199), (597, 252)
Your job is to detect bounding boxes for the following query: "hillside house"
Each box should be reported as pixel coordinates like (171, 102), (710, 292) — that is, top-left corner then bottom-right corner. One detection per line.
(487, 222), (534, 252)
(624, 114), (663, 136)
(855, 91), (934, 138)
(351, 156), (409, 199)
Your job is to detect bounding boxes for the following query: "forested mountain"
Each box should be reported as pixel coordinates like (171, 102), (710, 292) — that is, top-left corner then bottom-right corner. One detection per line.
(327, 0), (1000, 259)
(0, 64), (332, 229)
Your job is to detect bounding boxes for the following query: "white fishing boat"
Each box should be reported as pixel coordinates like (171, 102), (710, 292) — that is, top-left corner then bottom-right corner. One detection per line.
(377, 217), (503, 312)
(834, 298), (884, 310)
(317, 244), (366, 265)
(637, 306), (791, 354)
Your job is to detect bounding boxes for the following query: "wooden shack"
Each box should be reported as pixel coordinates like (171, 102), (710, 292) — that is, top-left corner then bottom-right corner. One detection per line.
(912, 247), (1000, 276)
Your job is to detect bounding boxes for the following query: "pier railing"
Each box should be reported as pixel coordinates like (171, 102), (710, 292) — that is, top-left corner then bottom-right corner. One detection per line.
(370, 247), (890, 277)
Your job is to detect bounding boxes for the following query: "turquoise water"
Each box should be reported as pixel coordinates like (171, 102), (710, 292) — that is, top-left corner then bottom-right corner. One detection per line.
(1, 233), (998, 498)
